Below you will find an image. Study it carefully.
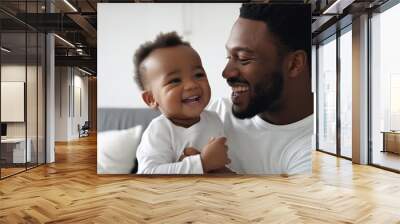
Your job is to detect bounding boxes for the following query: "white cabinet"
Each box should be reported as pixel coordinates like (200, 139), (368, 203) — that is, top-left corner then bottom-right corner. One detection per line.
(1, 138), (32, 163)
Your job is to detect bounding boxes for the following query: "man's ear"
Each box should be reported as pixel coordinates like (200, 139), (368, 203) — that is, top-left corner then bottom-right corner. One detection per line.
(141, 90), (158, 109)
(287, 50), (307, 78)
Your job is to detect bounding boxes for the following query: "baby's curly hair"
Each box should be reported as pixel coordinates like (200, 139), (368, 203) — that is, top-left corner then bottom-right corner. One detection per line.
(133, 32), (191, 90)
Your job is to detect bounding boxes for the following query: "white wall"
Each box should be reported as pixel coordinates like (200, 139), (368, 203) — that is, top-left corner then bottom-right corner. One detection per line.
(55, 67), (69, 141)
(55, 67), (89, 141)
(72, 73), (89, 138)
(98, 3), (240, 108)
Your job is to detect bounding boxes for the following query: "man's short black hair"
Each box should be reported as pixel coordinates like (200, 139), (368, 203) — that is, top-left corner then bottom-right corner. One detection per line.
(133, 31), (191, 90)
(239, 3), (311, 69)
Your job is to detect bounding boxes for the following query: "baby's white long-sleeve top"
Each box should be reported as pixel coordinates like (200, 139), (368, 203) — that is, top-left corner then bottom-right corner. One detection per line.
(136, 110), (225, 174)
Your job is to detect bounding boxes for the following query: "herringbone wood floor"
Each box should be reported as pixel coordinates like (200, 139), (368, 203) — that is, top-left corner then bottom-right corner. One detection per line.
(1, 134), (400, 223)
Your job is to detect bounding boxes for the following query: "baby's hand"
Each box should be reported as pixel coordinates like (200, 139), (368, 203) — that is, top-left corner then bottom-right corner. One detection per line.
(200, 137), (230, 172)
(178, 147), (200, 161)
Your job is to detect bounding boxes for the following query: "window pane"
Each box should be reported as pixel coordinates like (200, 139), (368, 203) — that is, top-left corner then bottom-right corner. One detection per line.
(38, 32), (46, 165)
(27, 31), (38, 169)
(340, 29), (352, 158)
(371, 3), (400, 171)
(318, 37), (337, 155)
(1, 31), (28, 177)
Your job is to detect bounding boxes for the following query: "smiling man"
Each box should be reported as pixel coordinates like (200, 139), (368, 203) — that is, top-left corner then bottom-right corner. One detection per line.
(208, 3), (314, 174)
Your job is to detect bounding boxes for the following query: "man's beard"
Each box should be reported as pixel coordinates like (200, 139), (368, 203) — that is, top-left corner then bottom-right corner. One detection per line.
(232, 70), (284, 119)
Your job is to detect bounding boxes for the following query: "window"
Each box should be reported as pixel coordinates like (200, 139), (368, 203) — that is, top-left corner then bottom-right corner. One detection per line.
(339, 28), (352, 158)
(0, 1), (47, 179)
(317, 36), (337, 155)
(370, 2), (400, 171)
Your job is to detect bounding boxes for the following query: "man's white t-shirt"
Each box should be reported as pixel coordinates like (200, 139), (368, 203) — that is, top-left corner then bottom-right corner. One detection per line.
(136, 111), (224, 174)
(208, 98), (313, 175)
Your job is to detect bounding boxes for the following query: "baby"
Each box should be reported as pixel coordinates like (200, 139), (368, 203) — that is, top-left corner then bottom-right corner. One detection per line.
(134, 32), (230, 174)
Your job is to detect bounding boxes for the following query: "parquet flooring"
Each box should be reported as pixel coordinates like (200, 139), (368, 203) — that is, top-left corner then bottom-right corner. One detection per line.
(373, 151), (400, 171)
(1, 163), (45, 178)
(1, 167), (26, 178)
(1, 134), (400, 223)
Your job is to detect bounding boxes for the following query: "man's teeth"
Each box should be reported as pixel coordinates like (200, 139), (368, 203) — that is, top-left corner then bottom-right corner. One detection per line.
(232, 86), (249, 93)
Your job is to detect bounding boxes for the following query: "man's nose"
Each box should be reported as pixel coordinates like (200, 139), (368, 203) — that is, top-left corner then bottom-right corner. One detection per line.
(222, 62), (239, 79)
